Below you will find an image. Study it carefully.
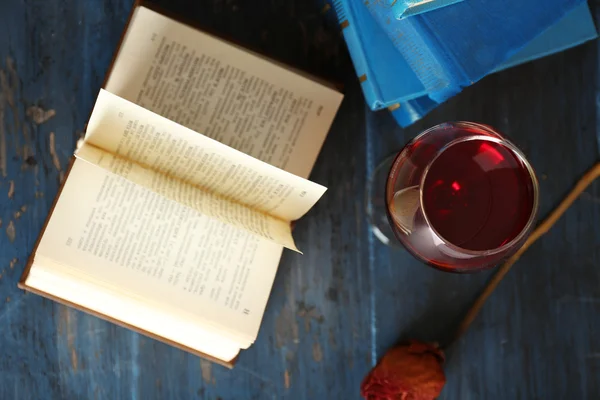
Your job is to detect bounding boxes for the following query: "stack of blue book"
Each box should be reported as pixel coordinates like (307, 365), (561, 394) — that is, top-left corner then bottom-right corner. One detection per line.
(326, 0), (597, 127)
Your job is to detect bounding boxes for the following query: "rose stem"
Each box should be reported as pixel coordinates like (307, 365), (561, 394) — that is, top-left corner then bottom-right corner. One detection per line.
(447, 161), (600, 348)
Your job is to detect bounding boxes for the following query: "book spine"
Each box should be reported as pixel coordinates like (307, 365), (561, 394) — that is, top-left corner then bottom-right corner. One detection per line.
(326, 0), (386, 110)
(364, 1), (465, 103)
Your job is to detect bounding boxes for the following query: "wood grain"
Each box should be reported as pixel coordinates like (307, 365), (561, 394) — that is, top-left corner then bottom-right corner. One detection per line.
(0, 0), (598, 398)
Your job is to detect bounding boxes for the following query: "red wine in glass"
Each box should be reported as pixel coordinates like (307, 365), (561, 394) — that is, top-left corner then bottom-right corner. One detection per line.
(385, 122), (539, 272)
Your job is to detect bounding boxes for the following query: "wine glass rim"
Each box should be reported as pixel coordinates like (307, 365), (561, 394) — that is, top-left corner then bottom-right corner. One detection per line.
(414, 127), (540, 257)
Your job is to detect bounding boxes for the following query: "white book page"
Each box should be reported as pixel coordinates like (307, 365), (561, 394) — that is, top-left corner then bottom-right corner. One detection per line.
(104, 6), (343, 179)
(35, 159), (283, 343)
(78, 90), (327, 251)
(26, 262), (243, 362)
(77, 141), (300, 251)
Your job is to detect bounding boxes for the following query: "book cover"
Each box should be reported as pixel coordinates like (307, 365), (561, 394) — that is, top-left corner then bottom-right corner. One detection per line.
(366, 0), (586, 103)
(391, 1), (598, 127)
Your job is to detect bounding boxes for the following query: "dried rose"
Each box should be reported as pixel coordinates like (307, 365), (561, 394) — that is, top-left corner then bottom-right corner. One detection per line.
(360, 340), (446, 400)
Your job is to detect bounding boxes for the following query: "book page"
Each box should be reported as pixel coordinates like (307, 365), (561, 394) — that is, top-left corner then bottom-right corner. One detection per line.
(104, 6), (343, 179)
(34, 159), (283, 344)
(77, 142), (299, 251)
(85, 90), (327, 222)
(78, 90), (328, 251)
(26, 263), (243, 362)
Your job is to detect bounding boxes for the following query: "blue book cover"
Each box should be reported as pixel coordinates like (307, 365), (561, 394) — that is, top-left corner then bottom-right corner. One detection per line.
(327, 0), (597, 126)
(391, 2), (598, 127)
(366, 0), (586, 103)
(330, 0), (428, 110)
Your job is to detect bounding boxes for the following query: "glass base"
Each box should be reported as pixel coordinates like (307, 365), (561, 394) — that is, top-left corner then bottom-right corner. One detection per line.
(366, 154), (401, 247)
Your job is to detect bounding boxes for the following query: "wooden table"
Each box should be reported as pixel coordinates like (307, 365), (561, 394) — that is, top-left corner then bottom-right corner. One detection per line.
(1, 0), (599, 398)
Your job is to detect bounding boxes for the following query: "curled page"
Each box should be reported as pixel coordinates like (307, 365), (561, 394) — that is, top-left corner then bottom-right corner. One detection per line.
(76, 144), (300, 252)
(77, 90), (328, 252)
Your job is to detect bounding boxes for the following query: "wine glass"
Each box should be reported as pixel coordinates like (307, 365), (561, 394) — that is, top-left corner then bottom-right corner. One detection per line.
(367, 122), (539, 272)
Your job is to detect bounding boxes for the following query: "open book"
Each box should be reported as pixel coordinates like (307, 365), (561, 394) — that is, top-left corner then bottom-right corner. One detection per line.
(19, 3), (343, 367)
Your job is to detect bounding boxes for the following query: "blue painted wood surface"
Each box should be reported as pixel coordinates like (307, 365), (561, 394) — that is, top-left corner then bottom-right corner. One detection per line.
(0, 0), (599, 398)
